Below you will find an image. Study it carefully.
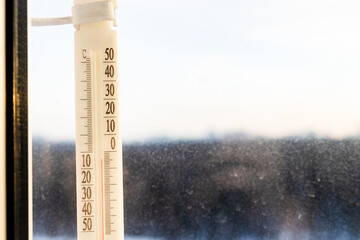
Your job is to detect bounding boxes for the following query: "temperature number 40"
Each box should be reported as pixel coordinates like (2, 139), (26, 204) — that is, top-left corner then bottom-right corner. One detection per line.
(82, 202), (92, 215)
(104, 48), (115, 77)
(105, 65), (114, 78)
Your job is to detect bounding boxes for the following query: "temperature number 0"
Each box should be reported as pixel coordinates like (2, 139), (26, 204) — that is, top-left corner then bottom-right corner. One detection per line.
(111, 137), (116, 149)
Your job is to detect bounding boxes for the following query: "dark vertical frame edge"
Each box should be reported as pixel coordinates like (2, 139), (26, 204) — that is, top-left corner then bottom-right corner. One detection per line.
(5, 0), (29, 239)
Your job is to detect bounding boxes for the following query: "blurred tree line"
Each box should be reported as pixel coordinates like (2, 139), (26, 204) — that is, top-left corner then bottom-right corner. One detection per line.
(33, 137), (360, 239)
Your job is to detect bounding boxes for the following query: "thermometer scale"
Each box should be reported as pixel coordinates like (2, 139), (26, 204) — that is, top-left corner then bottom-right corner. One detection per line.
(73, 1), (124, 239)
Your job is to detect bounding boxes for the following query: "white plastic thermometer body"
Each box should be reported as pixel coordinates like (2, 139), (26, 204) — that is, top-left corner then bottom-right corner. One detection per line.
(74, 19), (124, 240)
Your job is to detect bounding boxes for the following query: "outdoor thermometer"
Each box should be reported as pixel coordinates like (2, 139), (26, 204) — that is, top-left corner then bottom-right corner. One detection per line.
(73, 0), (124, 239)
(31, 1), (124, 239)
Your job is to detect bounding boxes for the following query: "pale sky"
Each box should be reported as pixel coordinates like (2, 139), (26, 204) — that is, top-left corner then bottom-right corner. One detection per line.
(29, 0), (360, 142)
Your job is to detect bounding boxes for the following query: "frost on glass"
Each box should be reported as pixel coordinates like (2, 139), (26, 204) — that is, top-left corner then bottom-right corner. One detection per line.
(33, 140), (76, 237)
(33, 137), (360, 239)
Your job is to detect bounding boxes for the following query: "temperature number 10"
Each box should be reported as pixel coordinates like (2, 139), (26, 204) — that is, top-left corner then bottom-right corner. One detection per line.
(82, 154), (91, 167)
(106, 119), (115, 132)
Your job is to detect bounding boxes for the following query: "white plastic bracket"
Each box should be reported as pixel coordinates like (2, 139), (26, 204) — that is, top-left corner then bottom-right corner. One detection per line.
(30, 0), (118, 28)
(72, 0), (117, 29)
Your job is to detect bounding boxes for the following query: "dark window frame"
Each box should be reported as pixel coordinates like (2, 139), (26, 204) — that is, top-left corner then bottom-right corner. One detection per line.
(5, 0), (29, 239)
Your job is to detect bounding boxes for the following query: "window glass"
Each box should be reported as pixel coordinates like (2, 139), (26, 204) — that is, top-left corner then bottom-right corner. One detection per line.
(30, 0), (360, 239)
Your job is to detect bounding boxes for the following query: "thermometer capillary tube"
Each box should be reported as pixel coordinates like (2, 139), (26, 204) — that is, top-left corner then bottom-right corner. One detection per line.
(73, 1), (124, 240)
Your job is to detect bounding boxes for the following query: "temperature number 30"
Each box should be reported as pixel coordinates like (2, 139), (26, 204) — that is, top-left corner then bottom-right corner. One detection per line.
(105, 84), (114, 96)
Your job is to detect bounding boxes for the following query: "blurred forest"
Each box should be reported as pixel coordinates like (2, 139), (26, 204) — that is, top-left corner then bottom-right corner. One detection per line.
(33, 137), (360, 239)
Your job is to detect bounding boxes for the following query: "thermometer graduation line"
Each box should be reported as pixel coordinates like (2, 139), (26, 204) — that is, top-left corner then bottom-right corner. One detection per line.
(73, 1), (124, 239)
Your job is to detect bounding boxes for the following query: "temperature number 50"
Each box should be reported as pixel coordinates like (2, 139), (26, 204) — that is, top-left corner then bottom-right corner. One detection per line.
(82, 218), (92, 231)
(105, 48), (114, 60)
(105, 47), (115, 77)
